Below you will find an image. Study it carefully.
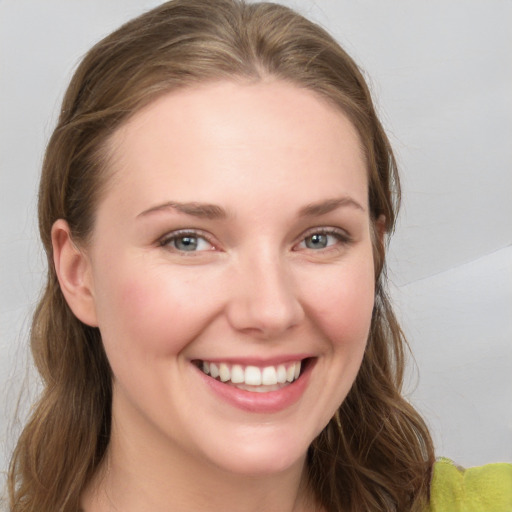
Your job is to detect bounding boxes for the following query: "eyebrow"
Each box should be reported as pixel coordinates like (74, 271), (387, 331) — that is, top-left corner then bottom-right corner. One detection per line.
(298, 197), (366, 216)
(137, 196), (365, 220)
(137, 201), (227, 220)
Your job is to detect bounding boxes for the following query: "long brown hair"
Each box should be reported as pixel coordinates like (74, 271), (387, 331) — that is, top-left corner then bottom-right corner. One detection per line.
(8, 1), (434, 510)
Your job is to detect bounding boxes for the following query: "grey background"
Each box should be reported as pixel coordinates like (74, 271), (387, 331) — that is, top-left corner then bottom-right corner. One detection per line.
(1, 0), (511, 481)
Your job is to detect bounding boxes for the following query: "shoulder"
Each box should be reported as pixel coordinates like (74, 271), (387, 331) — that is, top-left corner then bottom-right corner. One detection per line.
(425, 457), (512, 512)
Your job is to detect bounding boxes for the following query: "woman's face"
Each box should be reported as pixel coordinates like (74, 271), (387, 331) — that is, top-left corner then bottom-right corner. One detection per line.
(84, 80), (376, 476)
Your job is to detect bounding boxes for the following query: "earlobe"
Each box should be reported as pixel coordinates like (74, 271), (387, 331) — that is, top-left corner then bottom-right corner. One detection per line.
(51, 219), (98, 327)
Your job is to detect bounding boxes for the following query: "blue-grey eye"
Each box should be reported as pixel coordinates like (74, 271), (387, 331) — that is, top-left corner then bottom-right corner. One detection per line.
(304, 233), (329, 249)
(173, 235), (199, 251)
(161, 232), (213, 252)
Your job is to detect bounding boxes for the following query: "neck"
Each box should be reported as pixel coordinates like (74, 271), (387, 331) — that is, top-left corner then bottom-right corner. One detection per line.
(81, 420), (318, 512)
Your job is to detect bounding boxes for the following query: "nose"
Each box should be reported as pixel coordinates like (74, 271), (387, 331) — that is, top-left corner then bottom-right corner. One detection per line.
(225, 252), (305, 339)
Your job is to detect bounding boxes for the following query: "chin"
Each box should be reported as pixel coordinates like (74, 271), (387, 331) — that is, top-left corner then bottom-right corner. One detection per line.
(200, 428), (313, 477)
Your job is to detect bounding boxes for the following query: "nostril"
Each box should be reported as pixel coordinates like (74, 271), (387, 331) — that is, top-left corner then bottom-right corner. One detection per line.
(225, 264), (305, 337)
(226, 298), (305, 339)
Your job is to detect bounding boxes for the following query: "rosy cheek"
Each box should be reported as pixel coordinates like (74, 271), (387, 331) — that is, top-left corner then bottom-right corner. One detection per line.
(114, 278), (183, 353)
(110, 269), (218, 357)
(303, 264), (375, 349)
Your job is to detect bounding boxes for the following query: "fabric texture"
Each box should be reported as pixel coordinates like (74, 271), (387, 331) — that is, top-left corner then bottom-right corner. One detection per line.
(426, 457), (512, 512)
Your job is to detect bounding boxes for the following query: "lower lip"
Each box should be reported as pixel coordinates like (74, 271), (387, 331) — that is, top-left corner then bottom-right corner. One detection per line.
(194, 360), (315, 413)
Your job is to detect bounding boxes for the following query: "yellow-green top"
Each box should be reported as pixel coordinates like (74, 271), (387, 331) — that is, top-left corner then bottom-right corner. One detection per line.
(426, 457), (512, 512)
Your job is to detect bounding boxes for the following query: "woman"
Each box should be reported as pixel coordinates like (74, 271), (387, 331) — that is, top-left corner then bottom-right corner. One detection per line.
(7, 1), (511, 511)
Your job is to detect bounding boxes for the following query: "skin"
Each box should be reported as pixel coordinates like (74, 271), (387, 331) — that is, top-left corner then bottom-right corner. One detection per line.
(53, 80), (379, 512)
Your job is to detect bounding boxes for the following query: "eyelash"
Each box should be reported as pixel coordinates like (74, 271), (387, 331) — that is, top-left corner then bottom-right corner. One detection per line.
(158, 227), (352, 254)
(294, 227), (352, 252)
(158, 229), (215, 253)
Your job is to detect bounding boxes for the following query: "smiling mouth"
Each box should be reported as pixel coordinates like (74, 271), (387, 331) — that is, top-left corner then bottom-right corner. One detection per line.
(194, 359), (309, 393)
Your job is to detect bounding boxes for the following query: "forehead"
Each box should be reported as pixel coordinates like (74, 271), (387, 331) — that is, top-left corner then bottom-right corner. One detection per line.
(103, 80), (368, 213)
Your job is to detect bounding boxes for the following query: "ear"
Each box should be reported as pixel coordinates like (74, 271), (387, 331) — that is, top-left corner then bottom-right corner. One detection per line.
(51, 219), (98, 327)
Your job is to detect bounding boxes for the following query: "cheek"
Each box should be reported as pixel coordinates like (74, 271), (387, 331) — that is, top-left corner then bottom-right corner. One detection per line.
(302, 256), (375, 350)
(92, 261), (220, 359)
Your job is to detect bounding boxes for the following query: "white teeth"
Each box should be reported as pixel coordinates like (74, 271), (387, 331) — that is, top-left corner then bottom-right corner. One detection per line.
(262, 366), (277, 385)
(210, 362), (219, 379)
(231, 364), (244, 384)
(276, 365), (287, 384)
(286, 365), (295, 383)
(198, 360), (304, 389)
(245, 366), (262, 386)
(294, 361), (301, 380)
(219, 363), (230, 382)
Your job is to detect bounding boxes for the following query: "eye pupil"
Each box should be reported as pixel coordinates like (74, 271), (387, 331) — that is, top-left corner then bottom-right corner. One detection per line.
(175, 236), (198, 251)
(306, 233), (328, 249)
